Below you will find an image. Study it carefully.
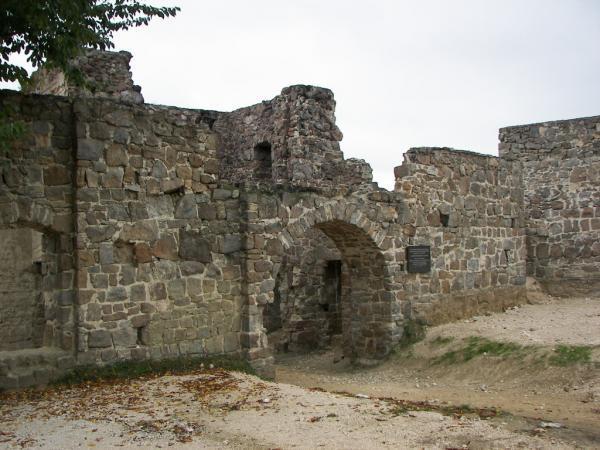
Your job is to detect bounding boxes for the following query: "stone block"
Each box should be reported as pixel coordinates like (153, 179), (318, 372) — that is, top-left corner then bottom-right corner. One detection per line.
(103, 167), (124, 188)
(198, 204), (217, 220)
(161, 178), (184, 193)
(152, 234), (178, 260)
(106, 144), (128, 166)
(179, 229), (212, 263)
(130, 284), (147, 302)
(131, 314), (150, 328)
(56, 290), (74, 306)
(120, 220), (159, 242)
(152, 160), (168, 178)
(213, 189), (232, 200)
(86, 225), (117, 243)
(119, 265), (136, 285)
(151, 282), (167, 300)
(88, 329), (112, 348)
(181, 261), (205, 276)
(222, 234), (242, 254)
(78, 139), (104, 160)
(107, 203), (129, 221)
(147, 196), (174, 218)
(265, 239), (284, 256)
(44, 165), (70, 186)
(106, 286), (127, 301)
(99, 242), (114, 264)
(134, 242), (153, 263)
(129, 202), (149, 220)
(168, 279), (186, 300)
(175, 194), (197, 219)
(112, 326), (137, 348)
(86, 303), (102, 321)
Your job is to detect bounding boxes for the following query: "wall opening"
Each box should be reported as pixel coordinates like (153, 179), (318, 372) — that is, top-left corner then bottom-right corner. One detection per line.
(0, 228), (46, 351)
(270, 220), (393, 362)
(440, 212), (450, 228)
(321, 260), (342, 335)
(254, 141), (272, 180)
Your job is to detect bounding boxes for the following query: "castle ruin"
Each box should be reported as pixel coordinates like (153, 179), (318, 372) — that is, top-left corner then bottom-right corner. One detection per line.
(0, 51), (598, 389)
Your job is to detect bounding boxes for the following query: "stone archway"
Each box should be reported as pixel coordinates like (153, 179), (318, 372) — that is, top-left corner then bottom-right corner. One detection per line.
(272, 201), (401, 364)
(315, 220), (391, 361)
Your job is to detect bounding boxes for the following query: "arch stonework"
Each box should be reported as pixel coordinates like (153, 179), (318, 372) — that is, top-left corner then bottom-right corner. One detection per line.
(241, 195), (405, 371)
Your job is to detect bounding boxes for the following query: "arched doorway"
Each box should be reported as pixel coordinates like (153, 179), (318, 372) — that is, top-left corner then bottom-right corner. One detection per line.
(267, 219), (394, 363)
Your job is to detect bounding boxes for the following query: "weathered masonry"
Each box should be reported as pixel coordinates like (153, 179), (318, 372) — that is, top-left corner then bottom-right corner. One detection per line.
(0, 51), (597, 389)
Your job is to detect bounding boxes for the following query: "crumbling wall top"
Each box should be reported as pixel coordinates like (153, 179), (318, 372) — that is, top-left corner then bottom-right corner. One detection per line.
(24, 50), (144, 104)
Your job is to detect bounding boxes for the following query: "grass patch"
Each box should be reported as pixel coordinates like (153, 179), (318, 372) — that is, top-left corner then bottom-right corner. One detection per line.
(395, 320), (426, 350)
(433, 336), (526, 365)
(432, 337), (595, 368)
(53, 355), (255, 387)
(429, 336), (454, 347)
(462, 336), (522, 361)
(549, 345), (592, 366)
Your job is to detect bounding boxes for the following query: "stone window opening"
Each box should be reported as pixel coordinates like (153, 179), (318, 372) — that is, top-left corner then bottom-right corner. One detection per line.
(136, 326), (146, 346)
(254, 141), (272, 180)
(502, 249), (511, 267)
(440, 212), (450, 228)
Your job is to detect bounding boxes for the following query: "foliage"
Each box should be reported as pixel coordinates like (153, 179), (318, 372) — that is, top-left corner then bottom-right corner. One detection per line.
(53, 355), (256, 386)
(1, 0), (179, 84)
(0, 104), (26, 151)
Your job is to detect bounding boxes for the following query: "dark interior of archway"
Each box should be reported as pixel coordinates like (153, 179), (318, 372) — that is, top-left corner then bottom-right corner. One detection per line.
(266, 220), (389, 360)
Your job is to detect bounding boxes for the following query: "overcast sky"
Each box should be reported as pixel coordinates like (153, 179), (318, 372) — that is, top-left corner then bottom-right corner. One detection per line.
(4, 0), (600, 189)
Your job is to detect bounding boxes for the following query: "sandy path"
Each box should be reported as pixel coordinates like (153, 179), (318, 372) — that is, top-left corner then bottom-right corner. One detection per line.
(429, 296), (600, 347)
(0, 369), (572, 449)
(275, 295), (600, 448)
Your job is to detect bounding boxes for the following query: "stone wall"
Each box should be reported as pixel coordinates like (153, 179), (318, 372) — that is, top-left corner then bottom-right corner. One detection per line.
(72, 98), (243, 365)
(214, 85), (373, 189)
(0, 229), (44, 350)
(0, 91), (77, 353)
(4, 49), (596, 389)
(25, 50), (144, 104)
(394, 148), (527, 324)
(499, 116), (600, 295)
(0, 82), (532, 386)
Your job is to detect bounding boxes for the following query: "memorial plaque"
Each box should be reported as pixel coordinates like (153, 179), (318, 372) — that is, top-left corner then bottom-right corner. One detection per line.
(406, 245), (431, 273)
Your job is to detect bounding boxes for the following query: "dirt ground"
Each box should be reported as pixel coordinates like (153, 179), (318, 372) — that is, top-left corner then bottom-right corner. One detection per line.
(1, 289), (599, 449)
(276, 292), (600, 449)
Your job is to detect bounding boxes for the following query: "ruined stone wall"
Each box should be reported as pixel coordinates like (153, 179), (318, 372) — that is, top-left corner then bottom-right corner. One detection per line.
(499, 117), (600, 295)
(73, 98), (244, 365)
(0, 91), (77, 352)
(394, 148), (527, 325)
(25, 50), (144, 104)
(214, 85), (373, 188)
(2, 49), (574, 388)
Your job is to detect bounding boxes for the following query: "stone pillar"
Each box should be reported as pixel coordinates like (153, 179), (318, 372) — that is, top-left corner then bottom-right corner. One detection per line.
(239, 187), (276, 377)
